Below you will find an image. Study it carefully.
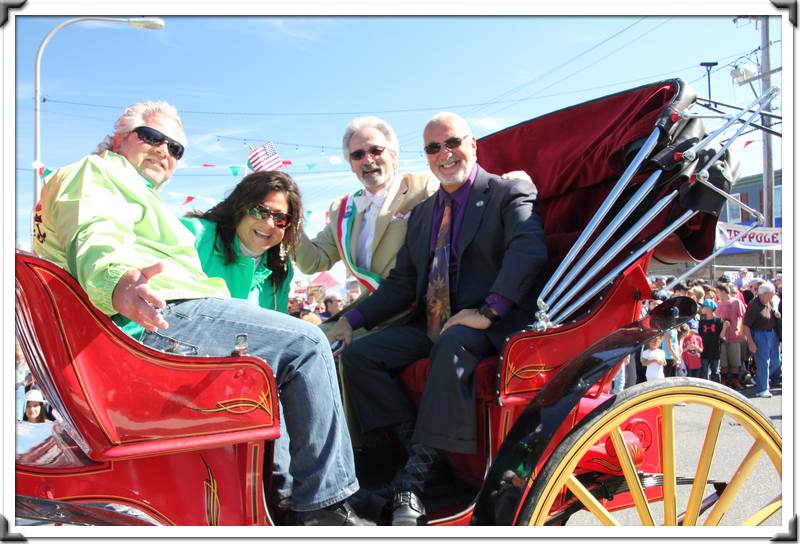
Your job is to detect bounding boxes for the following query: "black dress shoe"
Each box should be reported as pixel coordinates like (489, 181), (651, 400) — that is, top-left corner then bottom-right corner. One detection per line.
(289, 500), (375, 526)
(391, 490), (425, 526)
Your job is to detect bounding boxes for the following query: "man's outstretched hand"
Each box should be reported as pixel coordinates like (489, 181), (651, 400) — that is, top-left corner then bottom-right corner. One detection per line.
(111, 262), (168, 332)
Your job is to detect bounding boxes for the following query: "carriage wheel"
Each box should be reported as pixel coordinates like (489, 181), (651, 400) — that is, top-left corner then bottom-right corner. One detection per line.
(519, 378), (781, 526)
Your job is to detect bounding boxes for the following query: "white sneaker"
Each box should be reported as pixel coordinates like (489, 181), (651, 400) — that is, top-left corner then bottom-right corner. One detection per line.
(755, 390), (773, 398)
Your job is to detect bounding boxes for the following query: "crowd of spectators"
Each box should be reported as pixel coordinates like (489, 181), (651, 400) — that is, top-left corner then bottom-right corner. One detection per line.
(286, 286), (358, 323)
(612, 267), (782, 397)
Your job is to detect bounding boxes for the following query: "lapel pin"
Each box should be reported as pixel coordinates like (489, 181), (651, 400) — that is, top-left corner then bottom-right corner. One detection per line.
(476, 201), (484, 207)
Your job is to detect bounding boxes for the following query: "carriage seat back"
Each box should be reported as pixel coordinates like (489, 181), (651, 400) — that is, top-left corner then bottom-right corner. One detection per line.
(15, 251), (280, 463)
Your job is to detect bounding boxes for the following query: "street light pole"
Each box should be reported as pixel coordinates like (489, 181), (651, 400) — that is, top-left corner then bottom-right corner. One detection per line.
(700, 61), (719, 102)
(32, 17), (165, 207)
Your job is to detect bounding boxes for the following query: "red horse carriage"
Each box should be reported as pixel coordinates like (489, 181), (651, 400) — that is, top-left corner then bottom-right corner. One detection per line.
(15, 79), (781, 527)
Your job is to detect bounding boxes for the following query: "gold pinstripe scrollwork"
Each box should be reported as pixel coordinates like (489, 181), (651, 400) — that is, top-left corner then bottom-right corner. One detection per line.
(201, 456), (220, 526)
(194, 390), (274, 419)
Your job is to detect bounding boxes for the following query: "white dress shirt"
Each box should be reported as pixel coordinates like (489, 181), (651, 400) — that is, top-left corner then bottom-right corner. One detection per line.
(355, 187), (388, 270)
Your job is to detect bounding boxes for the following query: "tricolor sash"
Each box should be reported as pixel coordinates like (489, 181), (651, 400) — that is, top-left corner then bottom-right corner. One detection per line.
(335, 191), (383, 293)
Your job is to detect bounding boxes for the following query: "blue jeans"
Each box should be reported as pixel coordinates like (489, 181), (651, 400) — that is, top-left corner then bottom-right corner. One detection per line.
(752, 330), (781, 394)
(140, 297), (358, 512)
(702, 358), (720, 383)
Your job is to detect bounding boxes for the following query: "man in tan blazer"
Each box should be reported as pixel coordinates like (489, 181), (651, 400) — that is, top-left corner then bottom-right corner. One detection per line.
(295, 116), (438, 316)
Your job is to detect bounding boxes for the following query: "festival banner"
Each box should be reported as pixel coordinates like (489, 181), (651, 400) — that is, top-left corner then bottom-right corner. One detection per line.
(716, 221), (781, 251)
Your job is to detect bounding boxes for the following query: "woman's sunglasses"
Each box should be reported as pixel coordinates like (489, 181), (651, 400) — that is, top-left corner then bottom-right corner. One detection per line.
(248, 204), (291, 229)
(348, 145), (386, 161)
(132, 126), (185, 160)
(423, 135), (470, 155)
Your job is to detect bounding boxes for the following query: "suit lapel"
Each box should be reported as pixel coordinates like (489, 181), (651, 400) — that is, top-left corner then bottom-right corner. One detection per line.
(371, 174), (406, 255)
(457, 166), (491, 262)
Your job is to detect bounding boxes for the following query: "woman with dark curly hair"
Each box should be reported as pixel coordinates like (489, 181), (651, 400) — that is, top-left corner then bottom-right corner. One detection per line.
(182, 170), (303, 313)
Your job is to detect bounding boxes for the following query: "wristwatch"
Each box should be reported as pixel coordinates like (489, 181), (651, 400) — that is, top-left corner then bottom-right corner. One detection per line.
(478, 303), (501, 324)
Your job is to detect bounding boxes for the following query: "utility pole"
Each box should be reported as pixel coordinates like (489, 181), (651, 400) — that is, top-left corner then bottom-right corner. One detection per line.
(759, 16), (776, 274)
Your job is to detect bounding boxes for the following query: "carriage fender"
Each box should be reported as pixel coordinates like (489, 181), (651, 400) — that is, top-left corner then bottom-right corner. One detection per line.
(471, 296), (697, 525)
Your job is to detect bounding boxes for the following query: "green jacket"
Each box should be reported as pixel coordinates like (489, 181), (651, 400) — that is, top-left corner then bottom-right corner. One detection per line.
(181, 217), (292, 313)
(33, 151), (230, 339)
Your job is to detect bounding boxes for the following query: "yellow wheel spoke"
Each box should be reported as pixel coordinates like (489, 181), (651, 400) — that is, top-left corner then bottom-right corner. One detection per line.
(704, 442), (764, 525)
(661, 404), (678, 526)
(609, 427), (655, 525)
(566, 475), (620, 526)
(684, 408), (724, 525)
(742, 497), (782, 526)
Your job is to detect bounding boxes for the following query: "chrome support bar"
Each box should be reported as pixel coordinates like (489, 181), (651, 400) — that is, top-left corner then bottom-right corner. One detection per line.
(549, 209), (698, 325)
(546, 190), (679, 319)
(536, 126), (662, 311)
(543, 170), (662, 306)
(666, 186), (765, 290)
(681, 88), (777, 162)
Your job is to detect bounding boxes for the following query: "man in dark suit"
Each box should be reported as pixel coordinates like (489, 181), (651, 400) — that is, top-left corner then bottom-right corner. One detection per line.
(330, 112), (547, 525)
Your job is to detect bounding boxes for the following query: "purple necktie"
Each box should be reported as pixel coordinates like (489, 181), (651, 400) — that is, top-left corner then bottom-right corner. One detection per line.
(426, 198), (452, 339)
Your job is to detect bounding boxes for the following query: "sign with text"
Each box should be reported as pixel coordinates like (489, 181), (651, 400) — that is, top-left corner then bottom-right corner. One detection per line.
(716, 222), (782, 251)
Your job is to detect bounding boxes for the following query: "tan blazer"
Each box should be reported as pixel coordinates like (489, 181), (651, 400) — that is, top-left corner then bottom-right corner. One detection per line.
(295, 172), (438, 301)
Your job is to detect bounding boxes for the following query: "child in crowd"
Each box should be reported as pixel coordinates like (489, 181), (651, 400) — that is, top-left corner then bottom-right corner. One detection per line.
(679, 323), (704, 378)
(698, 299), (728, 384)
(642, 336), (667, 382)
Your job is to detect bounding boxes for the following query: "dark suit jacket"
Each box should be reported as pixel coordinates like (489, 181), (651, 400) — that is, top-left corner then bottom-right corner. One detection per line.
(356, 165), (547, 332)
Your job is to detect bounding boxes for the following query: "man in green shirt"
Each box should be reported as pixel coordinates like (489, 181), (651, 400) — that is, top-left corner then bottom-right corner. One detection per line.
(33, 101), (368, 526)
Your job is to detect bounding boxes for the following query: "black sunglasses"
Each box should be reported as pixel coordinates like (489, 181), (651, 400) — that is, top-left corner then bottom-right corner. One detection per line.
(423, 135), (471, 155)
(132, 126), (185, 160)
(248, 204), (291, 229)
(349, 145), (386, 161)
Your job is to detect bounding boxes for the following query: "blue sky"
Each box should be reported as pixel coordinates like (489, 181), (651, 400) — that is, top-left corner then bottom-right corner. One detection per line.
(13, 15), (783, 281)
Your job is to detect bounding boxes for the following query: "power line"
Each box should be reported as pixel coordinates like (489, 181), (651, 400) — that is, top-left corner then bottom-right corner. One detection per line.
(460, 17), (649, 118)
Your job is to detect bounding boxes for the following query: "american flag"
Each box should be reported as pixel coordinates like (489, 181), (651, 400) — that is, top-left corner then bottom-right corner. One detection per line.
(247, 141), (284, 172)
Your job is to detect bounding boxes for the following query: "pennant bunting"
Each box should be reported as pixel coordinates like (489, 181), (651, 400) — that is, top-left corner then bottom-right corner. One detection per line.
(306, 163), (317, 171)
(230, 166), (241, 177)
(182, 196), (196, 206)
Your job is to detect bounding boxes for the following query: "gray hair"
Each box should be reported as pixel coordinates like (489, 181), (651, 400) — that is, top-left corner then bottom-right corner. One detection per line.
(95, 100), (186, 154)
(342, 116), (399, 162)
(758, 282), (776, 295)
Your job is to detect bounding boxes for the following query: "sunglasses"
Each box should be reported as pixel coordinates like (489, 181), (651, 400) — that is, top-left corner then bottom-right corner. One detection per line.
(248, 204), (291, 229)
(132, 126), (185, 160)
(348, 145), (386, 161)
(423, 135), (470, 155)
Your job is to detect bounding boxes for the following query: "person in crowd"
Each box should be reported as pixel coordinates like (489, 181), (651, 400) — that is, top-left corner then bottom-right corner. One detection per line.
(743, 282), (782, 398)
(672, 282), (689, 297)
(678, 323), (703, 378)
(734, 267), (750, 290)
(182, 170), (301, 314)
(642, 336), (667, 382)
(662, 326), (682, 378)
(287, 296), (304, 317)
(330, 112), (547, 525)
(320, 293), (344, 320)
(32, 100), (369, 525)
(716, 283), (748, 390)
(743, 278), (761, 306)
(300, 309), (323, 325)
(294, 116), (531, 331)
(23, 389), (47, 424)
(697, 299), (727, 384)
(15, 341), (32, 422)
